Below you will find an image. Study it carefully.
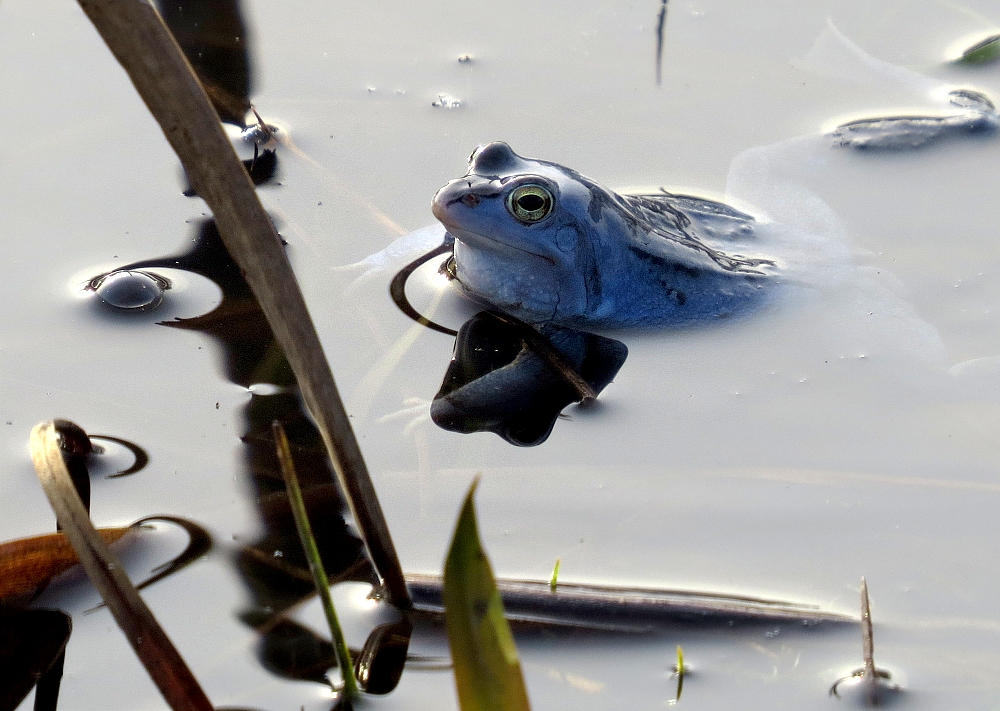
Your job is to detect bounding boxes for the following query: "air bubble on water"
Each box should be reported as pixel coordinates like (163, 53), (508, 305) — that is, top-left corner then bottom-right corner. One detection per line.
(432, 94), (463, 108)
(88, 270), (169, 311)
(248, 383), (284, 396)
(240, 122), (279, 145)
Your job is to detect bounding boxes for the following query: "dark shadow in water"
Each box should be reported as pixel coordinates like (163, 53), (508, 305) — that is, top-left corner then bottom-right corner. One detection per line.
(89, 435), (150, 478)
(155, 0), (253, 126)
(0, 609), (71, 711)
(131, 516), (213, 594)
(256, 617), (336, 684)
(431, 311), (628, 446)
(112, 221), (414, 690)
(81, 515), (213, 615)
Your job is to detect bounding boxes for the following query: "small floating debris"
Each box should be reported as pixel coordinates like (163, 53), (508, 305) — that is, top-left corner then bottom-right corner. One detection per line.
(831, 89), (999, 150)
(432, 93), (463, 109)
(955, 33), (1000, 65)
(87, 270), (169, 311)
(655, 0), (669, 85)
(457, 54), (473, 63)
(240, 122), (278, 146)
(830, 577), (902, 705)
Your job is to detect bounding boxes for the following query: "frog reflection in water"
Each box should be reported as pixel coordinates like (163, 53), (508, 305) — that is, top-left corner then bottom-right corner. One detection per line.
(432, 142), (775, 329)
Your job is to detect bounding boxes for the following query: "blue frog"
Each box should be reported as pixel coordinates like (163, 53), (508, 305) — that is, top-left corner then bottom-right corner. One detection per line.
(431, 142), (775, 329)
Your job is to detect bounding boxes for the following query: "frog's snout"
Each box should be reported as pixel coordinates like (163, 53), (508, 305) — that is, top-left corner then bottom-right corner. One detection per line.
(432, 178), (486, 224)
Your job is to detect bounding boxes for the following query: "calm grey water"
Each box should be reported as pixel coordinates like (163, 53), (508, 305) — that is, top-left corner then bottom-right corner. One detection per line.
(4, 0), (1000, 708)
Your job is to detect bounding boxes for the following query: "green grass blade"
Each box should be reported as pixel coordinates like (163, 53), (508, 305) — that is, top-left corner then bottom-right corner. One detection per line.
(273, 421), (359, 700)
(957, 35), (1000, 64)
(443, 478), (531, 711)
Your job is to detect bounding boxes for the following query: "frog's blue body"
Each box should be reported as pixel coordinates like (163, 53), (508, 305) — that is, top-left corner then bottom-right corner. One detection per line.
(431, 142), (774, 329)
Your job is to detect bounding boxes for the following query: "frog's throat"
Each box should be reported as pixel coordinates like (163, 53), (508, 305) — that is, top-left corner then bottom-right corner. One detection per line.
(449, 227), (556, 266)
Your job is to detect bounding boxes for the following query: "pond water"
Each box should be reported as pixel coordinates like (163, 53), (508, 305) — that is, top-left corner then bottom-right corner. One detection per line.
(4, 0), (1000, 708)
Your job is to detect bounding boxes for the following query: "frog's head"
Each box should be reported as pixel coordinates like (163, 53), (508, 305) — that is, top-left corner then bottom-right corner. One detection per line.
(432, 142), (591, 270)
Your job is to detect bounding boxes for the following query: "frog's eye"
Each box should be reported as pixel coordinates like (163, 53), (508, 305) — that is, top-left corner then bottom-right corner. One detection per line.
(506, 184), (553, 222)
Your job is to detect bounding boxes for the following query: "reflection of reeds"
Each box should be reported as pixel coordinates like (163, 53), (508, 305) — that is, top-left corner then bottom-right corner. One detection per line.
(73, 0), (410, 609)
(655, 0), (669, 85)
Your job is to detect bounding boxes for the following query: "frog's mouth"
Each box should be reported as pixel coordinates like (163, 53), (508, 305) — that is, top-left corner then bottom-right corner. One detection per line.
(446, 225), (556, 266)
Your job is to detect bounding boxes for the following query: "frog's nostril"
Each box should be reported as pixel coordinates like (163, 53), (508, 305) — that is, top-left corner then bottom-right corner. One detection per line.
(461, 193), (481, 208)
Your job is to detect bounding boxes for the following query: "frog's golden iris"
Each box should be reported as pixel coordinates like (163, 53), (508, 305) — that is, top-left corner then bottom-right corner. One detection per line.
(507, 184), (553, 222)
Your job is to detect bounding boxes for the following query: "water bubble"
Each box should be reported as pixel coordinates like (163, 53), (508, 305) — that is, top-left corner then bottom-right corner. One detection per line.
(432, 93), (463, 109)
(240, 121), (279, 146)
(88, 270), (169, 311)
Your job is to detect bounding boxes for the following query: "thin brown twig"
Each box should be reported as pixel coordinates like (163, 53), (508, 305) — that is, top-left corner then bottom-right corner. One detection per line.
(860, 577), (878, 704)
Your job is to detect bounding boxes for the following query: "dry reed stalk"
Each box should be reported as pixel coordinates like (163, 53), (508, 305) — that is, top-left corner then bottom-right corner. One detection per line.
(74, 0), (409, 608)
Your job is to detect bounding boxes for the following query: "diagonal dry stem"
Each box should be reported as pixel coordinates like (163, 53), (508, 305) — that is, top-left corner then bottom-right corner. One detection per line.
(73, 0), (409, 608)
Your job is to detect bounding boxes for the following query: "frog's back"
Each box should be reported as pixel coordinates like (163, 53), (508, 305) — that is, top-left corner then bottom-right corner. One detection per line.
(562, 183), (775, 328)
